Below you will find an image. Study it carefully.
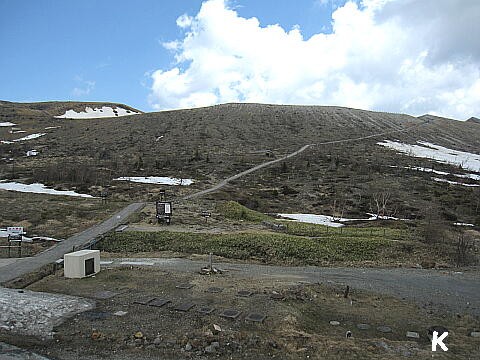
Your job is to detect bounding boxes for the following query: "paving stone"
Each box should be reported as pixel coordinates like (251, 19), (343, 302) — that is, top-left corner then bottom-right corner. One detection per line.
(237, 290), (253, 297)
(133, 297), (156, 305)
(406, 331), (420, 339)
(219, 309), (242, 319)
(174, 302), (195, 312)
(357, 323), (371, 330)
(329, 321), (340, 326)
(148, 298), (171, 308)
(197, 306), (215, 315)
(377, 326), (392, 333)
(206, 287), (223, 293)
(92, 290), (119, 299)
(176, 283), (194, 289)
(245, 313), (266, 323)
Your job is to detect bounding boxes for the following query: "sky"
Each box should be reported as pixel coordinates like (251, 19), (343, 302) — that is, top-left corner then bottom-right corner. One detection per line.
(1, 0), (479, 119)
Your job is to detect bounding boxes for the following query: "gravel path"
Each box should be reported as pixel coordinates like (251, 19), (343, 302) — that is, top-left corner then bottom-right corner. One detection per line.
(0, 202), (145, 284)
(103, 257), (480, 316)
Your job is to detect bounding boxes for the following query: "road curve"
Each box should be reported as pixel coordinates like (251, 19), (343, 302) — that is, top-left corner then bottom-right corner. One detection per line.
(0, 202), (145, 284)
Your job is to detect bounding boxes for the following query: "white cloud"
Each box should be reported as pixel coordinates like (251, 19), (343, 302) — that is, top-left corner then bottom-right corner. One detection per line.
(72, 76), (95, 97)
(149, 0), (480, 119)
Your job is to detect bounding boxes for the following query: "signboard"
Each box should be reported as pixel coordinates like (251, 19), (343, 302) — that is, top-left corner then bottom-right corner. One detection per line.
(156, 201), (172, 216)
(7, 227), (24, 235)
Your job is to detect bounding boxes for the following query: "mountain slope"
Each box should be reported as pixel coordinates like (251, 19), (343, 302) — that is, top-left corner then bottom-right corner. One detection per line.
(0, 100), (142, 120)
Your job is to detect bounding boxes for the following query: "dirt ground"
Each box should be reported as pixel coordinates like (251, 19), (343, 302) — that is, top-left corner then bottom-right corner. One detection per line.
(0, 265), (475, 360)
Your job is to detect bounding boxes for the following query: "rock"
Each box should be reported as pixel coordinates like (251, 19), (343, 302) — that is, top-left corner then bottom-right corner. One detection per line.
(134, 331), (144, 339)
(406, 331), (420, 339)
(205, 345), (216, 353)
(470, 331), (480, 338)
(185, 343), (193, 351)
(213, 324), (222, 332)
(211, 341), (220, 348)
(329, 321), (340, 326)
(153, 337), (162, 345)
(114, 311), (127, 316)
(91, 330), (103, 340)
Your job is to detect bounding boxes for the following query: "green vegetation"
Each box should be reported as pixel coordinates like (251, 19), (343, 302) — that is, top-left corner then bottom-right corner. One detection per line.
(217, 201), (408, 241)
(279, 220), (406, 240)
(99, 230), (389, 264)
(217, 201), (270, 222)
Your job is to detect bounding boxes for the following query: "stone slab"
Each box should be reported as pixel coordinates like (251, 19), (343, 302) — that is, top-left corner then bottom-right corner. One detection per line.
(377, 326), (392, 333)
(133, 297), (156, 305)
(197, 306), (215, 315)
(174, 302), (195, 312)
(245, 313), (266, 323)
(176, 283), (194, 289)
(219, 309), (242, 319)
(237, 290), (253, 297)
(406, 331), (420, 339)
(206, 287), (223, 293)
(357, 323), (371, 330)
(148, 298), (171, 308)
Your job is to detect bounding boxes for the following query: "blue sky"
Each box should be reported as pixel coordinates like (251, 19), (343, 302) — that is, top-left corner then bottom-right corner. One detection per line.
(0, 0), (345, 112)
(1, 0), (479, 119)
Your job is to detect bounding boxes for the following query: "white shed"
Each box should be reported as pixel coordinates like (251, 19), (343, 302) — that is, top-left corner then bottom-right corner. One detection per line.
(64, 250), (100, 278)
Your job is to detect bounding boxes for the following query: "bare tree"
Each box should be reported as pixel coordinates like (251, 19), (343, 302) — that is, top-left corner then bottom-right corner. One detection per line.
(455, 232), (477, 267)
(370, 191), (395, 219)
(330, 198), (345, 222)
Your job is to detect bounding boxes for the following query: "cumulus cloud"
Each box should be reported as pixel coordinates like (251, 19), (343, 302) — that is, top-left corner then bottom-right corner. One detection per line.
(149, 0), (480, 119)
(72, 76), (95, 97)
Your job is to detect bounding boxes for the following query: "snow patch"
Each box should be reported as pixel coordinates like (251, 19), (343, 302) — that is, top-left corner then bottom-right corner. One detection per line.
(391, 166), (480, 182)
(114, 176), (193, 186)
(1, 133), (46, 144)
(55, 106), (140, 119)
(0, 122), (16, 127)
(378, 140), (480, 172)
(278, 214), (345, 227)
(278, 212), (404, 227)
(432, 177), (479, 187)
(0, 181), (94, 197)
(453, 222), (475, 227)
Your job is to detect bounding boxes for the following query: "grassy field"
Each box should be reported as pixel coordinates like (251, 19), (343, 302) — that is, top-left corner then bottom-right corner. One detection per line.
(99, 230), (392, 265)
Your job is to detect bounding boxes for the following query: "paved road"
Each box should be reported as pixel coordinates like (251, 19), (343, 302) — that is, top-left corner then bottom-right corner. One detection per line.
(103, 257), (480, 316)
(0, 202), (145, 284)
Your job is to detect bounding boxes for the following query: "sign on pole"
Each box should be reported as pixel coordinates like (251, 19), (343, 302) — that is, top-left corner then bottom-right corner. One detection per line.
(7, 227), (24, 235)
